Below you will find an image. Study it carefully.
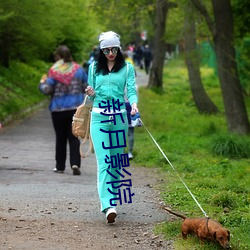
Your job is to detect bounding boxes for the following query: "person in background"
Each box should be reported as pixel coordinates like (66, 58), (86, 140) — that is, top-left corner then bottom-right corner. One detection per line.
(85, 31), (138, 223)
(85, 46), (99, 72)
(143, 44), (152, 74)
(134, 44), (144, 69)
(88, 46), (99, 64)
(123, 51), (134, 66)
(39, 45), (88, 175)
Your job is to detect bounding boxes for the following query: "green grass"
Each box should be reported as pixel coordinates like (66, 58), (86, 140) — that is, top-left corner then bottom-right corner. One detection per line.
(132, 58), (250, 250)
(0, 60), (50, 123)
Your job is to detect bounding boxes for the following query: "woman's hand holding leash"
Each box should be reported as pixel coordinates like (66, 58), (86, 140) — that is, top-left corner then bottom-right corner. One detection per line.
(131, 103), (138, 116)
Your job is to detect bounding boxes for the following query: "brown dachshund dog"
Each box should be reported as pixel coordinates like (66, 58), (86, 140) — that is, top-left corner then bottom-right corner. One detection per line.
(162, 207), (231, 249)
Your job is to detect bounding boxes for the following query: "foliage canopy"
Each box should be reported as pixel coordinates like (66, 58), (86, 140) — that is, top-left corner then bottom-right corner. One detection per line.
(0, 0), (99, 66)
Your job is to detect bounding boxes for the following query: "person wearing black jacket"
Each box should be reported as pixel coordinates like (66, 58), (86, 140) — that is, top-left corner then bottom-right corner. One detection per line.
(143, 44), (152, 74)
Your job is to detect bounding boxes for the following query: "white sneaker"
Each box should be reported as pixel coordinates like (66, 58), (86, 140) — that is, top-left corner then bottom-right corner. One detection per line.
(128, 152), (133, 159)
(53, 168), (64, 173)
(106, 207), (117, 223)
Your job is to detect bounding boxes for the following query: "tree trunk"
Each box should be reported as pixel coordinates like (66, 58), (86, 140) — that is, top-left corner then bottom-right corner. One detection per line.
(212, 0), (250, 134)
(191, 0), (250, 134)
(147, 0), (169, 89)
(184, 4), (218, 114)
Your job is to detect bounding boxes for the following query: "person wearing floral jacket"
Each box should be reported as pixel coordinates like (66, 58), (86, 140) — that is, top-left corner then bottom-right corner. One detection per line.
(39, 45), (88, 175)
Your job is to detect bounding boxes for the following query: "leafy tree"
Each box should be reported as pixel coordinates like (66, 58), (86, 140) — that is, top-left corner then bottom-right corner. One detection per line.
(91, 0), (155, 47)
(0, 0), (99, 67)
(232, 0), (250, 95)
(164, 1), (184, 44)
(53, 1), (99, 62)
(0, 0), (57, 66)
(232, 0), (250, 40)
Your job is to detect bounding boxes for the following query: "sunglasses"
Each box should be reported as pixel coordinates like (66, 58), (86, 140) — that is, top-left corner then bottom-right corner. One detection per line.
(102, 47), (119, 55)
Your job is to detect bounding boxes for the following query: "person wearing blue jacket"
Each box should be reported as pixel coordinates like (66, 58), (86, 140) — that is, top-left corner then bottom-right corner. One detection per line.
(39, 45), (88, 175)
(86, 31), (138, 223)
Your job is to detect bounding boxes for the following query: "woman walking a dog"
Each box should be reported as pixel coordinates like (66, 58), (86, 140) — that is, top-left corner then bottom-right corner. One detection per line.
(85, 31), (138, 223)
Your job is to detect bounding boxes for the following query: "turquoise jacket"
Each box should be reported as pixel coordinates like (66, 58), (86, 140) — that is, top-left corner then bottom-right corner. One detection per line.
(87, 62), (138, 109)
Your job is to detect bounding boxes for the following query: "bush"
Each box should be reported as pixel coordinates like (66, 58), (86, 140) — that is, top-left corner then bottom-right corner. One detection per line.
(0, 60), (49, 123)
(210, 191), (237, 209)
(210, 134), (250, 159)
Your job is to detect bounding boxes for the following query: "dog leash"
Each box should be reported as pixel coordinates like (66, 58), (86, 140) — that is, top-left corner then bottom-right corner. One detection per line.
(139, 118), (209, 218)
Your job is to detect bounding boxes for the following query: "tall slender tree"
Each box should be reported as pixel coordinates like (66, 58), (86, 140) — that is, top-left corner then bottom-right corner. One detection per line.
(191, 0), (250, 134)
(148, 0), (177, 89)
(184, 1), (218, 114)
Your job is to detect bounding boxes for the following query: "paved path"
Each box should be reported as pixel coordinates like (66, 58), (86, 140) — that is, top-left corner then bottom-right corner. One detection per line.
(135, 68), (149, 88)
(0, 70), (173, 249)
(0, 106), (164, 223)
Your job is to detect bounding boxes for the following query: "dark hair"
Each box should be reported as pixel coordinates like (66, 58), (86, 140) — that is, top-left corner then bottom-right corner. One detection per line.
(54, 45), (73, 63)
(95, 48), (126, 75)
